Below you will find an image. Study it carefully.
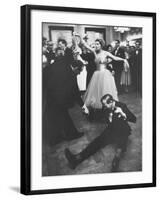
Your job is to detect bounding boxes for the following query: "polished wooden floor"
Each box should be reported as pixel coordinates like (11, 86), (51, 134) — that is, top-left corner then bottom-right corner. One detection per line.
(42, 92), (142, 176)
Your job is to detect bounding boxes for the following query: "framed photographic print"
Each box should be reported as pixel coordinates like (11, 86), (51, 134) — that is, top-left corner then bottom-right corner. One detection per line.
(21, 4), (156, 195)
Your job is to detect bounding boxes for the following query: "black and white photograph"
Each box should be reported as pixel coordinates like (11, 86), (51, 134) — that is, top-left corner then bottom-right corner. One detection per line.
(20, 5), (156, 194)
(42, 23), (142, 176)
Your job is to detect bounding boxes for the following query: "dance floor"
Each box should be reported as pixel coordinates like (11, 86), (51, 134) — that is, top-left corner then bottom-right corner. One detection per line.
(42, 92), (142, 176)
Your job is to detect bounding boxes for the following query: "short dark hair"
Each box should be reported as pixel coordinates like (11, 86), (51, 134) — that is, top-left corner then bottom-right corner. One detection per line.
(95, 39), (105, 48)
(115, 40), (120, 44)
(106, 44), (112, 51)
(101, 94), (114, 105)
(58, 38), (67, 46)
(72, 60), (84, 70)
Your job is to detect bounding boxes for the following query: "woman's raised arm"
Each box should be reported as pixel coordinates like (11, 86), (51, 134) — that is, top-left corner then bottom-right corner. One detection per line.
(106, 51), (124, 62)
(80, 37), (96, 55)
(106, 51), (129, 69)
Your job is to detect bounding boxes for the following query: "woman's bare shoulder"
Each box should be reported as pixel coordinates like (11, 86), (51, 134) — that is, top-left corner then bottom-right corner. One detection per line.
(102, 50), (109, 56)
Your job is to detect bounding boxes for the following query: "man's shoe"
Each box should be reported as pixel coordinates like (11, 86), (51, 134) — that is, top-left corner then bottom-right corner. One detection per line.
(66, 132), (84, 141)
(65, 148), (79, 169)
(111, 157), (119, 172)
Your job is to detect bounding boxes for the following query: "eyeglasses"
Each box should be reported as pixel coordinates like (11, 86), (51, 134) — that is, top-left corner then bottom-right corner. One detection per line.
(106, 99), (113, 104)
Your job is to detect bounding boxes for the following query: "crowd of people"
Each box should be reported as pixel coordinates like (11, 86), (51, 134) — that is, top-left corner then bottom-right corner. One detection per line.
(42, 32), (140, 172)
(43, 35), (142, 98)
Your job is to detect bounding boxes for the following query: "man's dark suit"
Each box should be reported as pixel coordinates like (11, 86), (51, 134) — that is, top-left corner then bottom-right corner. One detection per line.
(81, 52), (96, 87)
(134, 48), (142, 96)
(112, 47), (125, 93)
(78, 101), (136, 160)
(45, 50), (55, 65)
(63, 47), (75, 68)
(43, 56), (84, 146)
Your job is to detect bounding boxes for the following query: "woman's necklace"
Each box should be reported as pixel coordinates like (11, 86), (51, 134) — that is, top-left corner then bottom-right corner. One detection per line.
(96, 48), (103, 54)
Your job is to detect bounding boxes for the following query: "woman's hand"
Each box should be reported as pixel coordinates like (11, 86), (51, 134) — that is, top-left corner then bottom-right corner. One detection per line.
(82, 104), (89, 115)
(111, 70), (115, 76)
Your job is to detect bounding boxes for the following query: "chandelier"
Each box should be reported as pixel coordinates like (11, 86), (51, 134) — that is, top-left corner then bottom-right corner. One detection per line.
(114, 27), (130, 33)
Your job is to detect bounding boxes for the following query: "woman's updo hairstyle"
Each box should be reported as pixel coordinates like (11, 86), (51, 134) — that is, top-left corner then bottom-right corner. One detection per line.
(95, 38), (105, 48)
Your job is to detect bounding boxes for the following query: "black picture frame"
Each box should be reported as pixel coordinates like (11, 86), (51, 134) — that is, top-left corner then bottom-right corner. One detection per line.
(21, 4), (156, 195)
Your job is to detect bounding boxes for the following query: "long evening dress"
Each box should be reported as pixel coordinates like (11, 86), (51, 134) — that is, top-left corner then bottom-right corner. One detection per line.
(84, 50), (118, 109)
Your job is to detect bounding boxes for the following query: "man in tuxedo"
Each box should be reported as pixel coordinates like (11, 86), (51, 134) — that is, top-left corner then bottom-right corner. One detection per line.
(58, 38), (74, 67)
(45, 41), (56, 64)
(112, 40), (125, 94)
(134, 41), (142, 96)
(81, 47), (96, 87)
(129, 42), (142, 96)
(43, 56), (89, 146)
(65, 94), (136, 172)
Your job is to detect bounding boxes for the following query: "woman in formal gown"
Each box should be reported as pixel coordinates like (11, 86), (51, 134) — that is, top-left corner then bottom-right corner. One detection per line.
(82, 38), (129, 109)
